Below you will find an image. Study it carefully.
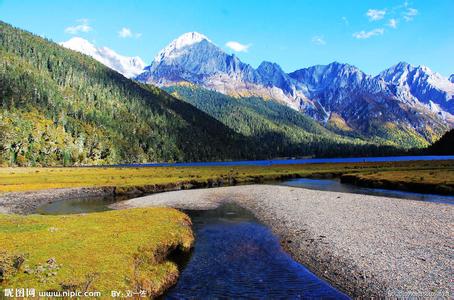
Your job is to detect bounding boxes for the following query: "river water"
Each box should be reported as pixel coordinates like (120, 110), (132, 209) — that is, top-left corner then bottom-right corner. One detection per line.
(115, 155), (454, 168)
(165, 203), (349, 299)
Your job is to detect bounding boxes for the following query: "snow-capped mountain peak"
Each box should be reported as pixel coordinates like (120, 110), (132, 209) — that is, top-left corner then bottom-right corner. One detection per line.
(60, 37), (145, 78)
(450, 74), (454, 83)
(378, 61), (454, 96)
(138, 31), (254, 84)
(61, 37), (98, 55)
(153, 32), (212, 64)
(171, 32), (211, 49)
(379, 62), (452, 88)
(376, 61), (454, 117)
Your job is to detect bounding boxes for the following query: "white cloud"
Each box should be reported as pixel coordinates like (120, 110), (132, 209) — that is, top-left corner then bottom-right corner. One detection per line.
(118, 27), (132, 38)
(388, 19), (398, 28)
(366, 9), (386, 21)
(65, 19), (92, 35)
(311, 36), (326, 46)
(118, 27), (142, 38)
(341, 16), (349, 26)
(403, 7), (418, 21)
(353, 28), (384, 39)
(225, 41), (251, 52)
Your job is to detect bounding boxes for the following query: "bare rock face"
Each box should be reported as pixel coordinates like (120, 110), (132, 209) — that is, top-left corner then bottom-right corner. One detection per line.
(377, 62), (454, 115)
(289, 62), (452, 140)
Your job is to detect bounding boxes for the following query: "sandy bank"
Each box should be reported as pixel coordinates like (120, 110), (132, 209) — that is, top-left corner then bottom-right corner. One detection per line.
(112, 185), (453, 298)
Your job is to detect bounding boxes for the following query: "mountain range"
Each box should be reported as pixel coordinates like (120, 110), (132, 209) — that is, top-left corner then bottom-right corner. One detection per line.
(129, 32), (453, 145)
(64, 33), (453, 147)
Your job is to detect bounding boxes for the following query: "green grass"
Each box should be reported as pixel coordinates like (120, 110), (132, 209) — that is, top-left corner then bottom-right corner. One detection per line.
(341, 167), (454, 195)
(350, 169), (454, 186)
(1, 160), (453, 194)
(0, 208), (194, 298)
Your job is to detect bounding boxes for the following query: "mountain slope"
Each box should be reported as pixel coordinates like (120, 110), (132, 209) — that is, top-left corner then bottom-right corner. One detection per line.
(0, 21), (250, 166)
(165, 85), (402, 157)
(425, 129), (454, 155)
(60, 37), (145, 78)
(289, 62), (450, 146)
(377, 62), (454, 115)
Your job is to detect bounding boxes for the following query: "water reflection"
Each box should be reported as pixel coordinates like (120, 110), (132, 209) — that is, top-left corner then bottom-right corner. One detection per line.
(34, 195), (129, 215)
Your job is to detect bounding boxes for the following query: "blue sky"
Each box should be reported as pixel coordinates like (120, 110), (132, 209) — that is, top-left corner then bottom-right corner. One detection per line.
(1, 0), (453, 76)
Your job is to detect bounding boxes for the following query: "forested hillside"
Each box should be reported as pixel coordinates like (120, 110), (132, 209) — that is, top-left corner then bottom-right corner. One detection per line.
(426, 129), (454, 155)
(165, 85), (402, 157)
(0, 21), (250, 166)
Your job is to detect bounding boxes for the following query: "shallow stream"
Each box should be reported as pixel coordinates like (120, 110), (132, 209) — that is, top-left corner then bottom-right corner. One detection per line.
(165, 203), (348, 299)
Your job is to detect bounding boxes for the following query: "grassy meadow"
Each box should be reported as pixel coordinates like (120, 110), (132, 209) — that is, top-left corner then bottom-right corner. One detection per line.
(0, 160), (453, 194)
(341, 166), (454, 194)
(0, 208), (194, 297)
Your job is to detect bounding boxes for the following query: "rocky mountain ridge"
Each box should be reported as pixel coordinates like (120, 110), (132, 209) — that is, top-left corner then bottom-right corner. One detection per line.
(135, 32), (453, 143)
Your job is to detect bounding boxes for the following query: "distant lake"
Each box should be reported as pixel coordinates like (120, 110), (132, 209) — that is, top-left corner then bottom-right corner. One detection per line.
(117, 155), (454, 168)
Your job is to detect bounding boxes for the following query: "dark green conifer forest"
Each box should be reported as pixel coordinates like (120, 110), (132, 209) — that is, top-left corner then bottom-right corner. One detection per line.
(425, 129), (454, 155)
(165, 85), (403, 158)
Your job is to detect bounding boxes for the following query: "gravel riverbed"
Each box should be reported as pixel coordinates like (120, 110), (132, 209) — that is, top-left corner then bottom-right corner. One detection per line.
(112, 185), (453, 298)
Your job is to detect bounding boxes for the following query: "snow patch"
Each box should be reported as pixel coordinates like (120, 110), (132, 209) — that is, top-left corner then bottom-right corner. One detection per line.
(153, 32), (211, 64)
(60, 37), (145, 78)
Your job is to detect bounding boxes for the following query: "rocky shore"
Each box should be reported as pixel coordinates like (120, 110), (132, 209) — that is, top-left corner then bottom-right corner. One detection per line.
(112, 185), (453, 298)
